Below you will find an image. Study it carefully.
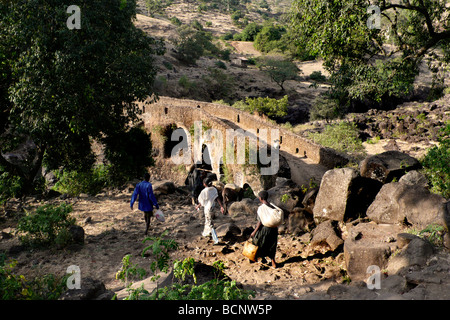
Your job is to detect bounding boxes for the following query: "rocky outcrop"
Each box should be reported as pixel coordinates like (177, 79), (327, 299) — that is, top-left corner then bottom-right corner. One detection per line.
(366, 181), (450, 230)
(343, 222), (402, 282)
(312, 168), (382, 223)
(359, 151), (422, 183)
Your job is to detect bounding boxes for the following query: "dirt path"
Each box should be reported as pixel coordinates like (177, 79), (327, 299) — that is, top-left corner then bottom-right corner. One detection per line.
(0, 184), (346, 300)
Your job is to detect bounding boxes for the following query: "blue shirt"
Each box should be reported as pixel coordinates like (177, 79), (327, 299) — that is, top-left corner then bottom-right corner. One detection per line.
(130, 181), (159, 212)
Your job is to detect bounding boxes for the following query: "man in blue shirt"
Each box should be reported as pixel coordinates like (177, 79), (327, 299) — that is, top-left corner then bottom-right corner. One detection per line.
(130, 173), (160, 235)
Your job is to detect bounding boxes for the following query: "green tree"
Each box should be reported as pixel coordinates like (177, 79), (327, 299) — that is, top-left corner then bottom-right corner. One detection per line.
(172, 25), (216, 65)
(256, 55), (300, 91)
(234, 95), (289, 119)
(290, 0), (450, 111)
(254, 23), (286, 53)
(0, 0), (163, 197)
(144, 0), (163, 16)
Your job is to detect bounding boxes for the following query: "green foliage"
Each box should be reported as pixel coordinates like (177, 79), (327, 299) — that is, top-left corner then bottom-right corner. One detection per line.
(116, 254), (147, 285)
(144, 0), (172, 16)
(0, 0), (163, 197)
(289, 0), (450, 111)
(234, 22), (262, 41)
(173, 24), (227, 65)
(173, 257), (197, 284)
(0, 166), (24, 204)
(256, 55), (300, 90)
(0, 254), (68, 300)
(215, 60), (227, 69)
(170, 16), (182, 26)
(309, 96), (343, 122)
(142, 230), (179, 281)
(125, 257), (256, 300)
(233, 95), (288, 119)
(308, 122), (365, 156)
(178, 75), (196, 90)
(254, 23), (286, 53)
(16, 203), (76, 247)
(53, 165), (110, 197)
(421, 122), (450, 199)
(408, 224), (446, 247)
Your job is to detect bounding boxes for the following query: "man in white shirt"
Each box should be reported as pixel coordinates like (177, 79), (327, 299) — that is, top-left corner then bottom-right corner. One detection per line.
(195, 178), (224, 241)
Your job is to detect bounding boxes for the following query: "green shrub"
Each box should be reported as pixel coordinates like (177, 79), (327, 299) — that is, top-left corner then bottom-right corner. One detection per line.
(0, 167), (24, 205)
(254, 23), (286, 53)
(308, 122), (365, 156)
(233, 95), (288, 119)
(421, 122), (450, 199)
(125, 257), (255, 300)
(215, 60), (227, 69)
(170, 16), (182, 26)
(17, 203), (76, 247)
(53, 165), (110, 197)
(309, 96), (343, 122)
(0, 254), (68, 300)
(309, 71), (327, 83)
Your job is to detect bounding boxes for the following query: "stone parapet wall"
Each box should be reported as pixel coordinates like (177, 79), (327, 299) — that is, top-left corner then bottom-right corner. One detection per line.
(137, 96), (351, 169)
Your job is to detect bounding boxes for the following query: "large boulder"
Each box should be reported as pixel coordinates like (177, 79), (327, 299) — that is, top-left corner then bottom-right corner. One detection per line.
(343, 222), (402, 282)
(61, 277), (114, 300)
(366, 182), (450, 230)
(313, 168), (382, 223)
(267, 179), (303, 213)
(309, 220), (344, 252)
(215, 223), (241, 241)
(359, 151), (421, 183)
(386, 236), (434, 276)
(152, 180), (176, 195)
(227, 198), (260, 216)
(287, 207), (315, 235)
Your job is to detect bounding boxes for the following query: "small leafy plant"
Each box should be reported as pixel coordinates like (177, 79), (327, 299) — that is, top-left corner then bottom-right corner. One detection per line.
(115, 255), (147, 286)
(17, 203), (76, 247)
(0, 253), (68, 300)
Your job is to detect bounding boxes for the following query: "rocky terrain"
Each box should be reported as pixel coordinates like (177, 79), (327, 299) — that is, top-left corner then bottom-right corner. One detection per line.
(1, 140), (449, 300)
(1, 0), (449, 302)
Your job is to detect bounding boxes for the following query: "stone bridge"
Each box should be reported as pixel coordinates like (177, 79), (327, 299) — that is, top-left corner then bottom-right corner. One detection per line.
(136, 96), (351, 192)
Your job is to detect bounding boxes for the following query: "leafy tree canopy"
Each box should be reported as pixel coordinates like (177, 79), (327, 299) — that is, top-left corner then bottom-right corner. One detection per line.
(290, 0), (450, 110)
(0, 0), (164, 195)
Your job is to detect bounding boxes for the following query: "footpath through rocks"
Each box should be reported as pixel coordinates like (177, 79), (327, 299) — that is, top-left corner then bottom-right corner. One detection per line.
(2, 155), (449, 300)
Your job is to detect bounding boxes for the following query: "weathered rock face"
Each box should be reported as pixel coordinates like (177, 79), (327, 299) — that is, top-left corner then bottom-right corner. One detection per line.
(313, 168), (382, 223)
(60, 277), (114, 300)
(386, 236), (434, 276)
(287, 207), (315, 235)
(359, 151), (422, 183)
(227, 198), (260, 216)
(313, 168), (358, 223)
(366, 182), (450, 230)
(310, 220), (344, 252)
(267, 179), (303, 213)
(343, 222), (402, 282)
(152, 180), (176, 195)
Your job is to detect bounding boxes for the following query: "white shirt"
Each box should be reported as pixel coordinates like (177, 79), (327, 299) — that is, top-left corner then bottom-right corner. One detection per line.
(198, 187), (218, 213)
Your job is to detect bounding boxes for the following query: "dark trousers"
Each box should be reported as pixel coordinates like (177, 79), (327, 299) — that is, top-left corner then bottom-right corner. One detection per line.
(144, 211), (153, 235)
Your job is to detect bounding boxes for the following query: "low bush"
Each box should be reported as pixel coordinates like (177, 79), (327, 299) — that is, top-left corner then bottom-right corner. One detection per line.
(0, 253), (68, 300)
(53, 165), (110, 197)
(421, 122), (450, 199)
(233, 95), (288, 119)
(308, 122), (365, 157)
(17, 203), (76, 247)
